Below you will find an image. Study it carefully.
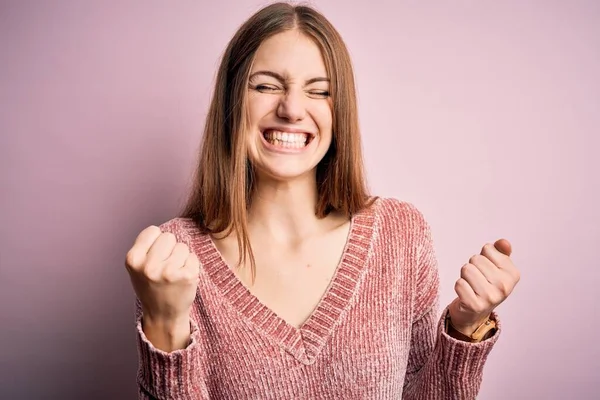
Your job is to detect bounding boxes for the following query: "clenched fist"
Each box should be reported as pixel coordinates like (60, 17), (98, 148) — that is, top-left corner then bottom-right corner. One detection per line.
(125, 225), (200, 351)
(448, 238), (520, 337)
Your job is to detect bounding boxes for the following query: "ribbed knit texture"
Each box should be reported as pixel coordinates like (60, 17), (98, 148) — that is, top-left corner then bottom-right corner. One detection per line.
(135, 197), (500, 399)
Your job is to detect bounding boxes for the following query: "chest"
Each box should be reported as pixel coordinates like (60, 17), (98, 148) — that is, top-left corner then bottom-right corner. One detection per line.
(197, 260), (413, 398)
(217, 222), (351, 329)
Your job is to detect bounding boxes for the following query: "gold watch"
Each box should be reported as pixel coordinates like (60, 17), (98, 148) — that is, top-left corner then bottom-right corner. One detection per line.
(444, 312), (497, 343)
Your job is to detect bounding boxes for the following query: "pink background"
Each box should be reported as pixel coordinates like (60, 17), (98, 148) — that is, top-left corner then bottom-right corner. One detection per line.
(1, 1), (598, 398)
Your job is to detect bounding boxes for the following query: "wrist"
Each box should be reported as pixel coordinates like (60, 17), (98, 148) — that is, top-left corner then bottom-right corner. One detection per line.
(451, 315), (490, 336)
(445, 312), (497, 343)
(142, 313), (191, 352)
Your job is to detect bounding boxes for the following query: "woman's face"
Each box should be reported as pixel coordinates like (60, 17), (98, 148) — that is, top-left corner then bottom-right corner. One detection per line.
(245, 29), (333, 182)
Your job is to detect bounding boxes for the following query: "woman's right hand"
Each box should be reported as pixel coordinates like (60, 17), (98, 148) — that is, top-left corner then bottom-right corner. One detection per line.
(125, 225), (200, 351)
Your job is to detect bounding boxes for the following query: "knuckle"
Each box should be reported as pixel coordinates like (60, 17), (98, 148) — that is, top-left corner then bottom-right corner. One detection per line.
(482, 243), (494, 254)
(145, 225), (161, 236)
(455, 278), (464, 290)
(140, 226), (162, 246)
(489, 283), (507, 301)
(513, 269), (521, 282)
(144, 268), (162, 283)
(125, 249), (139, 268)
(460, 263), (473, 277)
(161, 268), (179, 283)
(491, 293), (504, 305)
(484, 291), (497, 305)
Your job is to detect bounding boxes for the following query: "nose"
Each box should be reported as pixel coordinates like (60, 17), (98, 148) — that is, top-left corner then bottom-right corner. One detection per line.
(276, 88), (307, 122)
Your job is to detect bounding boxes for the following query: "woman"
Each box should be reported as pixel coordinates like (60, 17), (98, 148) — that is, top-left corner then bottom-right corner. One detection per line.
(125, 3), (520, 399)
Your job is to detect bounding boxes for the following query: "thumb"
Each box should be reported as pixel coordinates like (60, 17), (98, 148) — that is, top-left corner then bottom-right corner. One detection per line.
(494, 238), (512, 257)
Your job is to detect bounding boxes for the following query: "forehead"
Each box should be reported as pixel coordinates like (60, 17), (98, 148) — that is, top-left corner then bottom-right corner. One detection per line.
(251, 30), (327, 78)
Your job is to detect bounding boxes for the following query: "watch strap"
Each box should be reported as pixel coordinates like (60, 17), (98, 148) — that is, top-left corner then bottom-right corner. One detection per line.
(444, 312), (497, 343)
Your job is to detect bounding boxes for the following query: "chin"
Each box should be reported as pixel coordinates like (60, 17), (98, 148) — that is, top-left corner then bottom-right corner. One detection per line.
(255, 162), (318, 183)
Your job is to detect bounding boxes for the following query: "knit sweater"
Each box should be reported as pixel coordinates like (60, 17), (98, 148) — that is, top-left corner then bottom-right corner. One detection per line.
(135, 197), (500, 399)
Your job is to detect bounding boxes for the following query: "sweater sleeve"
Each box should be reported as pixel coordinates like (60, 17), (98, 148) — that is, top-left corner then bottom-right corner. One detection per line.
(134, 219), (209, 400)
(402, 208), (500, 400)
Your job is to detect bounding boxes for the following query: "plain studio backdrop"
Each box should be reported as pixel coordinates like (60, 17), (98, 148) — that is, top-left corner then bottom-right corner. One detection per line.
(1, 1), (598, 398)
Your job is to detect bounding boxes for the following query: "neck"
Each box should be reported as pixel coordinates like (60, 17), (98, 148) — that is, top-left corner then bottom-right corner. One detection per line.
(248, 173), (323, 243)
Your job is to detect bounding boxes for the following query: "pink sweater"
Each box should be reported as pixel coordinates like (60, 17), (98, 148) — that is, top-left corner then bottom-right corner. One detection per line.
(135, 198), (500, 399)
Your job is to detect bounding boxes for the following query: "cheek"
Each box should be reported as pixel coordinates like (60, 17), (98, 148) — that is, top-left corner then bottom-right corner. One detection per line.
(247, 95), (277, 126)
(313, 105), (333, 135)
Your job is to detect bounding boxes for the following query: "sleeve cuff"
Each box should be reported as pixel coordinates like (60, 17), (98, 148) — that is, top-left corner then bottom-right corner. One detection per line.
(437, 307), (501, 378)
(135, 314), (203, 399)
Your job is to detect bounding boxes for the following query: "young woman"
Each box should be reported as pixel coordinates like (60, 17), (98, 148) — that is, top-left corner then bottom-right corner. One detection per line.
(125, 3), (520, 399)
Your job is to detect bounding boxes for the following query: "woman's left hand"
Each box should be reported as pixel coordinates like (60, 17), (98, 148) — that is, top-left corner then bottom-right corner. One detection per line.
(448, 238), (521, 335)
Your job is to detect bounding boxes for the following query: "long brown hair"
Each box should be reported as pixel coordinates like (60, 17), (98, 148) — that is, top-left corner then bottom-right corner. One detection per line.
(180, 2), (372, 275)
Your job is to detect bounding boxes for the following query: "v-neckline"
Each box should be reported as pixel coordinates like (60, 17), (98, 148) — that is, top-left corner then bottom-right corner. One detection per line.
(189, 201), (377, 365)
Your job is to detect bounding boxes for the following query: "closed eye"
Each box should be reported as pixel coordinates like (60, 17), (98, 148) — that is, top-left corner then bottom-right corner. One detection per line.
(308, 90), (330, 98)
(251, 84), (281, 93)
(250, 84), (330, 99)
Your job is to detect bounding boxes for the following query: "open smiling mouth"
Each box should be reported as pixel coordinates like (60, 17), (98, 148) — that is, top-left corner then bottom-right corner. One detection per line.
(262, 129), (315, 149)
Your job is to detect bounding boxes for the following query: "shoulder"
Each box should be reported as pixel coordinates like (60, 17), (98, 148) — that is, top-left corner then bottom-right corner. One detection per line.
(370, 196), (430, 233)
(364, 196), (434, 251)
(158, 217), (194, 233)
(157, 217), (201, 243)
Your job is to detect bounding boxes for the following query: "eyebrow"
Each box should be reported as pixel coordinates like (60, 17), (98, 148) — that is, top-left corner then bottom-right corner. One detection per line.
(249, 70), (330, 85)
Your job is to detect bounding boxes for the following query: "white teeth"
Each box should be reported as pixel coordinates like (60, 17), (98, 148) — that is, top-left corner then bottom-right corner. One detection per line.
(263, 130), (309, 147)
